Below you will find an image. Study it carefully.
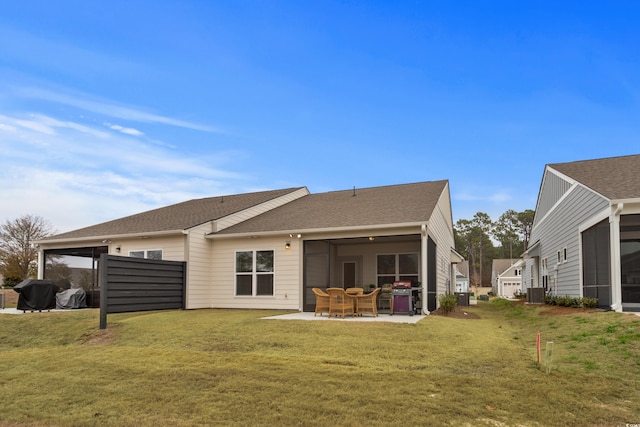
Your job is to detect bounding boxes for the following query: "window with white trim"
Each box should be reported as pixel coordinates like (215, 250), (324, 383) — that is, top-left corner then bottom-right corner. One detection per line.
(541, 257), (549, 289)
(129, 249), (163, 260)
(235, 250), (274, 296)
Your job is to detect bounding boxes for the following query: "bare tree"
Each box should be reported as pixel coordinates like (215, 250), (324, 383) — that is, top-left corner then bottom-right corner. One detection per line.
(0, 215), (54, 285)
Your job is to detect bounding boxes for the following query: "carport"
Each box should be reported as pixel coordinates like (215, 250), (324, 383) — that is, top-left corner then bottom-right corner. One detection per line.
(42, 246), (108, 308)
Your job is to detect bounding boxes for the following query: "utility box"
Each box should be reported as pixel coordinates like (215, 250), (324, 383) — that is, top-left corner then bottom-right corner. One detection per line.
(527, 287), (545, 304)
(455, 292), (470, 306)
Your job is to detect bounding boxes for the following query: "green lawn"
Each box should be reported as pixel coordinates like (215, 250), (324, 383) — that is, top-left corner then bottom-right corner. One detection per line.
(0, 300), (638, 426)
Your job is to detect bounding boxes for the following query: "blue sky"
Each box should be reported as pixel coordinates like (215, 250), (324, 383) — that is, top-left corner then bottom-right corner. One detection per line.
(1, 1), (639, 233)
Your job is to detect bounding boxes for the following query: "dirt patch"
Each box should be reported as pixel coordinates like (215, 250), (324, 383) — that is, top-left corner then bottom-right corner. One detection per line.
(1, 289), (18, 306)
(539, 306), (601, 316)
(430, 306), (481, 319)
(82, 328), (116, 346)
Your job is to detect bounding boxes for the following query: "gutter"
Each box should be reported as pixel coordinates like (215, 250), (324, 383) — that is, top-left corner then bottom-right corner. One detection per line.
(206, 221), (429, 240)
(34, 229), (186, 245)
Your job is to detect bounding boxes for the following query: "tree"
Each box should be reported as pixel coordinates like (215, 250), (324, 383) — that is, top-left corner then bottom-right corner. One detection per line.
(493, 209), (521, 259)
(516, 209), (535, 250)
(0, 215), (54, 286)
(454, 212), (495, 289)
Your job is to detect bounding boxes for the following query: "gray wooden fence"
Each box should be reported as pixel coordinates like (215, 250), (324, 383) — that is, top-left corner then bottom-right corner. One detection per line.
(99, 254), (186, 329)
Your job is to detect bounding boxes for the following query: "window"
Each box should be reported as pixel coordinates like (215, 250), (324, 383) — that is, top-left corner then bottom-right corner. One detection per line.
(541, 257), (549, 289)
(376, 253), (419, 286)
(129, 249), (163, 260)
(514, 269), (522, 276)
(236, 250), (274, 296)
(557, 247), (568, 264)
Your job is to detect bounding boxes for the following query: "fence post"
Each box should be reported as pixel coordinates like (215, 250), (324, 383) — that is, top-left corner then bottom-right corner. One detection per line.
(99, 253), (109, 329)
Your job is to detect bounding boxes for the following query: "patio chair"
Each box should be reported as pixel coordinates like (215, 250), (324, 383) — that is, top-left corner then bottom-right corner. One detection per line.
(355, 288), (380, 317)
(311, 288), (330, 317)
(327, 288), (356, 318)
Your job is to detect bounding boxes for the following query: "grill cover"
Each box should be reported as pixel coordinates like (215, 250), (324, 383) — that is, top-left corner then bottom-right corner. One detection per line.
(14, 279), (60, 311)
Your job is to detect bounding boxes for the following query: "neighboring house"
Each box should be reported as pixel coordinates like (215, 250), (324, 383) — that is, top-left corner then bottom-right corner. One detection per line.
(455, 260), (469, 292)
(491, 258), (523, 298)
(522, 154), (640, 312)
(35, 180), (462, 314)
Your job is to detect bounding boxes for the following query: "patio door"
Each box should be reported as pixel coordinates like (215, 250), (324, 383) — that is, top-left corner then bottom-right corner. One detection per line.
(343, 261), (356, 288)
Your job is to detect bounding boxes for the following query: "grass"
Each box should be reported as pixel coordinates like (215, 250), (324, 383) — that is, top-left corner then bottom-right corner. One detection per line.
(0, 301), (639, 426)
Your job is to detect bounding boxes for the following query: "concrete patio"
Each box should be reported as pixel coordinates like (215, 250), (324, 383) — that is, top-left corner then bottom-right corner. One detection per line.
(262, 312), (427, 323)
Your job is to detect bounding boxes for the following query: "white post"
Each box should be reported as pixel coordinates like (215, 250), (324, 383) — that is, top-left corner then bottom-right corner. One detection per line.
(609, 203), (623, 312)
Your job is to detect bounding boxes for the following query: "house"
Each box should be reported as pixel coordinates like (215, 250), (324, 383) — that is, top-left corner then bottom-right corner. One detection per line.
(522, 154), (640, 312)
(35, 180), (462, 314)
(491, 258), (523, 298)
(455, 260), (469, 292)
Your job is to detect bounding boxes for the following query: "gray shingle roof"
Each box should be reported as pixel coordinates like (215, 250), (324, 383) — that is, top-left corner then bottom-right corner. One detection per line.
(214, 180), (449, 235)
(492, 259), (521, 276)
(41, 187), (305, 241)
(549, 154), (640, 200)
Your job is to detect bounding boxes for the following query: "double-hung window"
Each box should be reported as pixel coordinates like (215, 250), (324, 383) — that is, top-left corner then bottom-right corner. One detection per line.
(236, 250), (274, 296)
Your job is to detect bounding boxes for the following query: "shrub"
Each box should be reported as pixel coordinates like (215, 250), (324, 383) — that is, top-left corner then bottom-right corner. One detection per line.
(545, 295), (598, 309)
(438, 293), (458, 315)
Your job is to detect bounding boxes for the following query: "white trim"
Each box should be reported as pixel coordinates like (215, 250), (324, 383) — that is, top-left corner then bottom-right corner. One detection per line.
(578, 207), (611, 233)
(35, 229), (185, 245)
(207, 222), (429, 240)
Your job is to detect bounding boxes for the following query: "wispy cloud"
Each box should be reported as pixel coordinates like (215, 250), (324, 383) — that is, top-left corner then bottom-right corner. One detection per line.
(0, 109), (244, 232)
(12, 86), (222, 133)
(104, 122), (144, 136)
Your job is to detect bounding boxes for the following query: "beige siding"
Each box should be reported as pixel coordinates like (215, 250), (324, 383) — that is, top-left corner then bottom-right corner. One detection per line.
(215, 188), (309, 232)
(185, 222), (214, 309)
(112, 234), (186, 261)
(209, 236), (302, 310)
(427, 183), (457, 304)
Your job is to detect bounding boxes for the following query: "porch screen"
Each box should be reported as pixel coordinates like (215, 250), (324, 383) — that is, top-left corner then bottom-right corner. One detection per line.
(582, 219), (611, 309)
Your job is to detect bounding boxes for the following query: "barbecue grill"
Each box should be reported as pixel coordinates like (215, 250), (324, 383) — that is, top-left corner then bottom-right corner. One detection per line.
(392, 281), (422, 315)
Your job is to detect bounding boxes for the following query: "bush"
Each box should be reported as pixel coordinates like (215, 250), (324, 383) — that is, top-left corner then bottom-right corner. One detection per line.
(545, 295), (598, 309)
(438, 293), (458, 315)
(2, 276), (21, 287)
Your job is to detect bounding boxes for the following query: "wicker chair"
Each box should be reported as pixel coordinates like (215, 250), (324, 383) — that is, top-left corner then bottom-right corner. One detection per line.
(355, 288), (380, 317)
(327, 288), (356, 318)
(312, 288), (330, 317)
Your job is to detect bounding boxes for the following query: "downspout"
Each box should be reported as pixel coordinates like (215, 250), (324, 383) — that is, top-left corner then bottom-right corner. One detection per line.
(421, 224), (429, 314)
(610, 203), (623, 312)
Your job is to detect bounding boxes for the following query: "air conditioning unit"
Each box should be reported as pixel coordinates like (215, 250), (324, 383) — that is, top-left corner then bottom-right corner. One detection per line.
(527, 287), (545, 304)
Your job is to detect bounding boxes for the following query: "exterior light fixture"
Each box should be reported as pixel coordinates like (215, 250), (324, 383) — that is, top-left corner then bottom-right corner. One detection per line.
(369, 236), (375, 241)
(285, 242), (291, 250)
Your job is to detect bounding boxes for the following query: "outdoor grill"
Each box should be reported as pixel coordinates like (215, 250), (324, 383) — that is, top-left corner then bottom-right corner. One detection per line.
(13, 279), (60, 312)
(392, 281), (422, 315)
